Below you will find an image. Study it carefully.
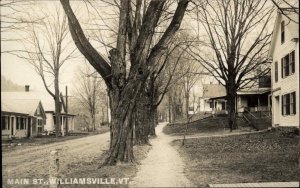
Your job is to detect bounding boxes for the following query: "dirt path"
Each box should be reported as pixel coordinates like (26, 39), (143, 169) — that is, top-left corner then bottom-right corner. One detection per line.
(130, 122), (194, 187)
(2, 133), (110, 181)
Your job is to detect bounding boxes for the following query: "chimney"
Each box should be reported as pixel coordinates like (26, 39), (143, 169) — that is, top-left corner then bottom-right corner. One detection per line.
(25, 85), (30, 92)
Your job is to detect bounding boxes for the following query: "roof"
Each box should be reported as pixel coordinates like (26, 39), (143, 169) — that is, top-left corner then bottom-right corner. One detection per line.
(202, 84), (271, 99)
(2, 91), (56, 112)
(1, 91), (75, 115)
(237, 88), (271, 95)
(45, 111), (76, 116)
(203, 84), (226, 98)
(2, 99), (40, 116)
(268, 10), (299, 58)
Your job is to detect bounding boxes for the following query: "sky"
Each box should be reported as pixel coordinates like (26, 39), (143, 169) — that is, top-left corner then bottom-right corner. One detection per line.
(1, 0), (291, 96)
(1, 0), (116, 95)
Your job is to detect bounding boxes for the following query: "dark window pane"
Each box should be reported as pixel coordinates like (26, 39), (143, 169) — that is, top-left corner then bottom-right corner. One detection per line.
(284, 54), (290, 76)
(275, 61), (278, 82)
(290, 51), (295, 74)
(292, 92), (296, 114)
(286, 94), (290, 115)
(281, 21), (285, 43)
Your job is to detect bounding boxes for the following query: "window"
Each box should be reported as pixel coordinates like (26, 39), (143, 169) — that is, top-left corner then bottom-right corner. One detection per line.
(1, 116), (10, 130)
(17, 117), (26, 130)
(281, 21), (285, 44)
(259, 76), (271, 87)
(282, 92), (296, 115)
(282, 94), (290, 115)
(38, 127), (43, 133)
(188, 106), (194, 111)
(275, 61), (278, 82)
(290, 92), (296, 115)
(37, 119), (43, 133)
(282, 51), (295, 78)
(38, 119), (43, 126)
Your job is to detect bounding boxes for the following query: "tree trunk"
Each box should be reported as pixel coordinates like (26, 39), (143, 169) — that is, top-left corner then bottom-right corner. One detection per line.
(226, 83), (237, 131)
(135, 89), (150, 145)
(185, 92), (189, 119)
(105, 91), (135, 165)
(168, 95), (173, 123)
(134, 97), (150, 145)
(91, 113), (96, 132)
(105, 74), (145, 165)
(54, 73), (61, 137)
(149, 107), (157, 136)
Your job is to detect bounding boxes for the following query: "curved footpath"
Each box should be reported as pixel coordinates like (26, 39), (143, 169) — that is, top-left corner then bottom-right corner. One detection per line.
(130, 122), (194, 187)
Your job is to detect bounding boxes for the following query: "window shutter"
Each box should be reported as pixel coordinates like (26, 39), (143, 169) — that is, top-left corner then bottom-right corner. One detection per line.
(285, 55), (290, 76)
(286, 94), (290, 115)
(275, 61), (278, 82)
(292, 92), (296, 114)
(291, 51), (295, 73)
(281, 95), (284, 115)
(281, 58), (284, 78)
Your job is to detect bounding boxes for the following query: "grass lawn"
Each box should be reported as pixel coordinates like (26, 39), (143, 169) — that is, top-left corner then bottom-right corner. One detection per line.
(3, 144), (151, 188)
(61, 145), (151, 188)
(172, 128), (299, 187)
(163, 116), (251, 136)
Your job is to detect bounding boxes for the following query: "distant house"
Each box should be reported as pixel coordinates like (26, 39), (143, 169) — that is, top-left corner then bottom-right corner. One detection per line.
(202, 84), (227, 113)
(1, 98), (46, 139)
(268, 10), (299, 127)
(1, 86), (76, 136)
(201, 78), (271, 115)
(44, 111), (75, 135)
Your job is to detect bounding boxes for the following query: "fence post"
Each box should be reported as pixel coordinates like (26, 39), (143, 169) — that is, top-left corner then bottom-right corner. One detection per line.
(49, 150), (59, 188)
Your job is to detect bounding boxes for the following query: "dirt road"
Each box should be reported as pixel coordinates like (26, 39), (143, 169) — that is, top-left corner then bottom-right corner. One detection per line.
(130, 122), (194, 187)
(2, 133), (110, 185)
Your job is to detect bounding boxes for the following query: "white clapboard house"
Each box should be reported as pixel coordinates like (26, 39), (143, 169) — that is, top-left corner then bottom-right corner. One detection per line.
(268, 10), (299, 127)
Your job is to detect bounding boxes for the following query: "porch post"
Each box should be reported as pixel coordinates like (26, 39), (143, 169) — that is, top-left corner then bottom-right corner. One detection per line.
(61, 115), (64, 136)
(268, 94), (272, 116)
(30, 117), (32, 138)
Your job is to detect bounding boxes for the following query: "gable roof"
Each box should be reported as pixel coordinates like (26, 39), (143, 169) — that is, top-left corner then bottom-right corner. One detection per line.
(1, 91), (75, 115)
(203, 84), (226, 98)
(2, 91), (55, 112)
(2, 99), (41, 116)
(268, 10), (299, 58)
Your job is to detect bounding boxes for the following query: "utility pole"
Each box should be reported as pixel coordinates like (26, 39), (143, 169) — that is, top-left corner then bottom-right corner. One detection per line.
(66, 86), (68, 136)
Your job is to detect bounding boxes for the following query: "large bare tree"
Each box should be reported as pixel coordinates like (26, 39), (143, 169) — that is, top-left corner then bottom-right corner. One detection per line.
(189, 0), (274, 130)
(60, 0), (190, 164)
(13, 4), (77, 137)
(134, 39), (190, 144)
